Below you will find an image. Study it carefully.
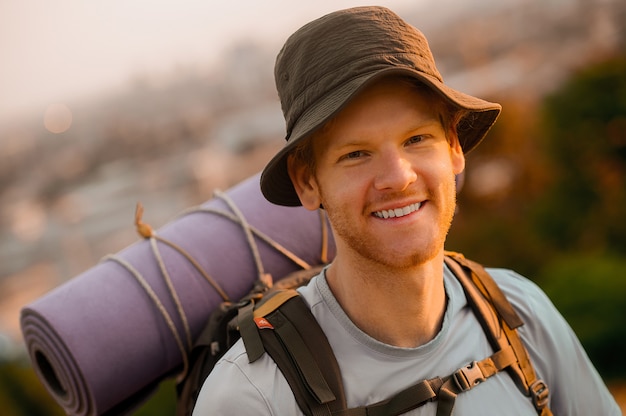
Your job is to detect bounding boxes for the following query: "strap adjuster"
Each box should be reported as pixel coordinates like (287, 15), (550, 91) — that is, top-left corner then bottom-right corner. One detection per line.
(453, 361), (485, 391)
(529, 379), (550, 410)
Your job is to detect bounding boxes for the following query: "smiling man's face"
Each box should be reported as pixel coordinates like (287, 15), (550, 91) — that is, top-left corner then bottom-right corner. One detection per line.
(289, 76), (466, 270)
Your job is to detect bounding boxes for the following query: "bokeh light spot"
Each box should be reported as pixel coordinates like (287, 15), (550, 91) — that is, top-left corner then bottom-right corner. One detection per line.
(43, 103), (73, 134)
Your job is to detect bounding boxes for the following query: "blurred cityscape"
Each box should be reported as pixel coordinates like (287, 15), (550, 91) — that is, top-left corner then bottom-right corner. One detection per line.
(0, 0), (624, 377)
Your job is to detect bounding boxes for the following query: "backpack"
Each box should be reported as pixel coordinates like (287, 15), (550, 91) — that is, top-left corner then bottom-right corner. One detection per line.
(175, 251), (552, 416)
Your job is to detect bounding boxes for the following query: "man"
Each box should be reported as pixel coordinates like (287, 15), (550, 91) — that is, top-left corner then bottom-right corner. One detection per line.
(193, 6), (620, 415)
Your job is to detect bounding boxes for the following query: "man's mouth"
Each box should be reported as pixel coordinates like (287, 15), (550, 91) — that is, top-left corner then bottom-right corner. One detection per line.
(373, 202), (422, 219)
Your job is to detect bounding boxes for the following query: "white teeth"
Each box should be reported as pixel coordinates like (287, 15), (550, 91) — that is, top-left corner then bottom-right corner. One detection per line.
(374, 202), (421, 219)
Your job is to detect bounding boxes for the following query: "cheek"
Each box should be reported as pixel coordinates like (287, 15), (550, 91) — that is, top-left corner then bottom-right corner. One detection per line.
(316, 173), (366, 216)
(432, 144), (465, 179)
(424, 158), (460, 196)
(316, 177), (347, 208)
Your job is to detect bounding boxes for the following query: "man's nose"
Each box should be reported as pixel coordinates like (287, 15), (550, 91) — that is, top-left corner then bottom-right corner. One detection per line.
(373, 152), (417, 191)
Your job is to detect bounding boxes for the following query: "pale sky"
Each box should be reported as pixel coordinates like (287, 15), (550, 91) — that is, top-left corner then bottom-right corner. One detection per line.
(0, 0), (418, 126)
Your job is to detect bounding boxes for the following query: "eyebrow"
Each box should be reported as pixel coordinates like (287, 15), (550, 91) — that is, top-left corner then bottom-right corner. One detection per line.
(400, 118), (442, 138)
(327, 116), (443, 149)
(331, 120), (441, 151)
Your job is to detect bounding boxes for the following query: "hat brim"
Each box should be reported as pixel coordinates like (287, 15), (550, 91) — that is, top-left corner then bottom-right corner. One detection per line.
(260, 68), (501, 207)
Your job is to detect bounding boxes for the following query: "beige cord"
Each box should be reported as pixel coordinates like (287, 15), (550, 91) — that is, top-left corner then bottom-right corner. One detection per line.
(214, 189), (266, 282)
(104, 191), (328, 381)
(103, 254), (190, 382)
(182, 206), (313, 270)
(150, 237), (193, 351)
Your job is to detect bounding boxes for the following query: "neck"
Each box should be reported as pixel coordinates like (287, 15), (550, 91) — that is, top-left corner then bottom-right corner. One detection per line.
(325, 252), (447, 348)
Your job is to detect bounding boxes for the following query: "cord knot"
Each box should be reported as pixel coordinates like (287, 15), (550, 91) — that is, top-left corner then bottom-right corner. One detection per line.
(135, 202), (155, 238)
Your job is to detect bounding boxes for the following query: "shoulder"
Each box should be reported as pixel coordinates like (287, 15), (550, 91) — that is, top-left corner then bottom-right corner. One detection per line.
(483, 267), (579, 346)
(485, 268), (621, 415)
(484, 267), (576, 357)
(192, 340), (302, 415)
(484, 268), (556, 320)
(193, 274), (327, 416)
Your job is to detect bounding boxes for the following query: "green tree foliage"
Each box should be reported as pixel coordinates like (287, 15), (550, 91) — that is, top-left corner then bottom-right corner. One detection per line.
(449, 98), (553, 277)
(0, 357), (176, 416)
(539, 253), (626, 379)
(531, 55), (626, 378)
(533, 56), (626, 255)
(133, 379), (177, 416)
(0, 359), (65, 416)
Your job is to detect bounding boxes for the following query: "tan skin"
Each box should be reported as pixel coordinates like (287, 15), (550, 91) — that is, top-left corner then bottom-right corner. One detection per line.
(288, 76), (465, 348)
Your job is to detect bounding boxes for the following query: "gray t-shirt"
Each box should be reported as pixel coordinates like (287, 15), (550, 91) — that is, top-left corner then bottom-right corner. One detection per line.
(193, 265), (620, 415)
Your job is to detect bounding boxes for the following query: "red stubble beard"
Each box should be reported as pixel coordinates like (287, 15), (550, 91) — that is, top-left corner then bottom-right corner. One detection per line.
(319, 174), (458, 273)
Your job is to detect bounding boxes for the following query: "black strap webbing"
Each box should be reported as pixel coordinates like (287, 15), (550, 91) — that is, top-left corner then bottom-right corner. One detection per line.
(238, 300), (265, 362)
(334, 378), (444, 416)
(273, 309), (336, 404)
(258, 294), (346, 416)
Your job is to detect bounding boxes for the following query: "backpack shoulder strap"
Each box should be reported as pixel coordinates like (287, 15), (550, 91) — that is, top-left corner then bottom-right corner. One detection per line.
(240, 255), (553, 416)
(240, 289), (347, 416)
(444, 252), (552, 416)
(244, 289), (464, 416)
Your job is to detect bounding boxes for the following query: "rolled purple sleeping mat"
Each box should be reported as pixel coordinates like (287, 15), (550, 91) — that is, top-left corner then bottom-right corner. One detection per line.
(20, 173), (335, 416)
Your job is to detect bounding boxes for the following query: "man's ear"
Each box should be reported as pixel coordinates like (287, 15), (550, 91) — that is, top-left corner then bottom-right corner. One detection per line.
(449, 132), (465, 175)
(287, 154), (321, 211)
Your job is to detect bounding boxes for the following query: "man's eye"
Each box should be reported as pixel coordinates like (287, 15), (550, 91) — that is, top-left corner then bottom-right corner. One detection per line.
(406, 135), (424, 145)
(345, 150), (364, 159)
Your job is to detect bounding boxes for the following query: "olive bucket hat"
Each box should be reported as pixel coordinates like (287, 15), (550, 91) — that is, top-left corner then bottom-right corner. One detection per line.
(260, 6), (501, 206)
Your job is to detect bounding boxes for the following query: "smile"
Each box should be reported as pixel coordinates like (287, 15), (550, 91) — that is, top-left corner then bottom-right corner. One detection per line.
(373, 202), (422, 219)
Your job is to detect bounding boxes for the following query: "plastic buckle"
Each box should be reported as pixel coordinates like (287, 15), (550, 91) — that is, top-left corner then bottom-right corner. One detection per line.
(453, 361), (486, 391)
(529, 379), (550, 410)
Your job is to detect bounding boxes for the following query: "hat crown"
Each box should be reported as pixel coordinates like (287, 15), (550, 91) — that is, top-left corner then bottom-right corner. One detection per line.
(275, 6), (442, 141)
(261, 6), (501, 207)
